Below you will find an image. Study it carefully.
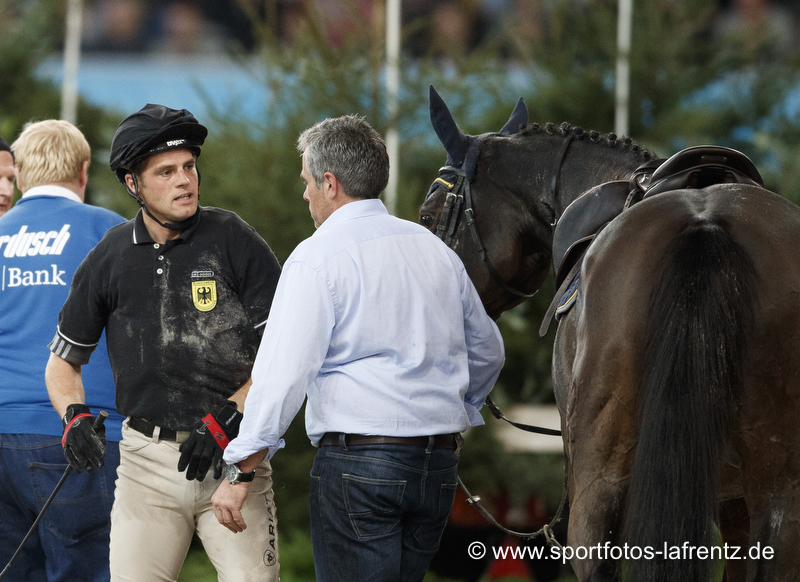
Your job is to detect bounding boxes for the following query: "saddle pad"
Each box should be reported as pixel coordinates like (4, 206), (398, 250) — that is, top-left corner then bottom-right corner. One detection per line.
(555, 269), (581, 320)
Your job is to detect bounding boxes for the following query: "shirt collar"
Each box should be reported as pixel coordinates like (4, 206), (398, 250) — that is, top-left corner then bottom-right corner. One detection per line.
(21, 185), (82, 203)
(314, 198), (388, 235)
(131, 206), (203, 245)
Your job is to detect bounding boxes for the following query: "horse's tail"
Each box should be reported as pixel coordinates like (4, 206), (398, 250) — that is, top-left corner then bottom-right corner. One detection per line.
(624, 219), (757, 582)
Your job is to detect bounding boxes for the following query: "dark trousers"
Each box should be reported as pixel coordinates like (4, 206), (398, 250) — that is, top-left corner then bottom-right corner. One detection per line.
(0, 433), (119, 582)
(310, 442), (459, 582)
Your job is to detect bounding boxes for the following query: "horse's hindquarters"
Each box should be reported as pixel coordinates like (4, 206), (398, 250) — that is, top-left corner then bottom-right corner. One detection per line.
(554, 185), (800, 582)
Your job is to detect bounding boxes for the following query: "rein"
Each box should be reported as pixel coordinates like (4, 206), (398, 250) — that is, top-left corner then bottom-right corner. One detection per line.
(458, 471), (568, 545)
(428, 136), (575, 545)
(485, 395), (561, 436)
(455, 394), (567, 544)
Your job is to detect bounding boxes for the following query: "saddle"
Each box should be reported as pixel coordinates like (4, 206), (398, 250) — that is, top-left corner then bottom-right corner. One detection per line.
(644, 145), (763, 198)
(539, 146), (764, 337)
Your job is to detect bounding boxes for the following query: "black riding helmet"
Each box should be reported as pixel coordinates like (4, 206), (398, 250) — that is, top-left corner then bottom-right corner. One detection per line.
(110, 104), (208, 229)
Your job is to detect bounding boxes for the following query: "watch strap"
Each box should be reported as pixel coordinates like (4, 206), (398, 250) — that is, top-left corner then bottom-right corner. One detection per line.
(237, 469), (256, 483)
(228, 464), (256, 483)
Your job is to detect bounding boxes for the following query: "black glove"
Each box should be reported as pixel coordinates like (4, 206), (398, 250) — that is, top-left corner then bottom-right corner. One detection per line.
(62, 403), (106, 474)
(178, 400), (242, 482)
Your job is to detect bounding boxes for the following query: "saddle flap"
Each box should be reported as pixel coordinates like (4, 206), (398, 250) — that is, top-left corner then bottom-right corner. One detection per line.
(552, 180), (630, 287)
(645, 145), (763, 197)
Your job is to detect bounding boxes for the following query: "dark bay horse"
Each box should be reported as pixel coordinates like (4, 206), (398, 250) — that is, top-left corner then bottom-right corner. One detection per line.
(419, 86), (800, 582)
(420, 88), (654, 320)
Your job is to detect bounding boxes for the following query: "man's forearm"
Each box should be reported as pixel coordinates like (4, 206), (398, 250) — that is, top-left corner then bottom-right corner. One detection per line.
(236, 448), (269, 473)
(45, 352), (86, 417)
(227, 377), (253, 412)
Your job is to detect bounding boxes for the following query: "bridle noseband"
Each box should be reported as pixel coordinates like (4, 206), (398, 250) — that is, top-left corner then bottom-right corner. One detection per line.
(429, 165), (536, 299)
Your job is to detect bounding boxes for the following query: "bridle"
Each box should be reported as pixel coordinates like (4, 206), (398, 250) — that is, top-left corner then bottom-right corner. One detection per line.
(427, 133), (576, 300)
(429, 165), (535, 299)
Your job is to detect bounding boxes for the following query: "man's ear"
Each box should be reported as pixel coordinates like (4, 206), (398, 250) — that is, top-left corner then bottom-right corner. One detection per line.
(124, 172), (136, 193)
(323, 171), (338, 199)
(79, 160), (89, 188)
(13, 166), (23, 192)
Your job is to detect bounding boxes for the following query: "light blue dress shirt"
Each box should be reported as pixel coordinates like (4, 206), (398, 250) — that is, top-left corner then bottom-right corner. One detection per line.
(224, 198), (504, 462)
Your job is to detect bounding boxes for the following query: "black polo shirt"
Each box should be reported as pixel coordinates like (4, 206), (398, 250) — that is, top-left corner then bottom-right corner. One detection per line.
(50, 206), (281, 431)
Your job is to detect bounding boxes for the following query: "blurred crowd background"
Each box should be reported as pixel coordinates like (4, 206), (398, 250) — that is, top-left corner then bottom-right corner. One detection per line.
(3, 1), (800, 580)
(79, 0), (800, 57)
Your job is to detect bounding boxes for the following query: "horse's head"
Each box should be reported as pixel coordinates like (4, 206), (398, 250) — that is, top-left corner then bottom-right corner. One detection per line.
(419, 86), (654, 319)
(419, 86), (555, 318)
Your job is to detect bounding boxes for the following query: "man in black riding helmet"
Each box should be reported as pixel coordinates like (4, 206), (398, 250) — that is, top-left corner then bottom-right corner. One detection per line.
(109, 103), (208, 229)
(45, 104), (282, 581)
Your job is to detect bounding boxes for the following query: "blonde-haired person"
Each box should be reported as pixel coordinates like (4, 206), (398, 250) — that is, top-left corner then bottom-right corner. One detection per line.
(0, 119), (125, 582)
(12, 119), (91, 191)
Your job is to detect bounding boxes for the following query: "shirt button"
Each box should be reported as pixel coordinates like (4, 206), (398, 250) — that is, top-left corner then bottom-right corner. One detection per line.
(158, 255), (164, 261)
(157, 268), (163, 274)
(154, 243), (160, 249)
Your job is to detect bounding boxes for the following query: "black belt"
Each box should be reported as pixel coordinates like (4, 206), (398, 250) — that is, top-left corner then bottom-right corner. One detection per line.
(319, 432), (459, 449)
(128, 417), (178, 441)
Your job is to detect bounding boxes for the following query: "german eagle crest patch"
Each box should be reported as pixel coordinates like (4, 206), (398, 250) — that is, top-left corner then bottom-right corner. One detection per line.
(192, 280), (217, 312)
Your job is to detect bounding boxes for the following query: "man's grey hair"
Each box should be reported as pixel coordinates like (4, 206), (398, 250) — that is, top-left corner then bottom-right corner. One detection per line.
(297, 115), (389, 200)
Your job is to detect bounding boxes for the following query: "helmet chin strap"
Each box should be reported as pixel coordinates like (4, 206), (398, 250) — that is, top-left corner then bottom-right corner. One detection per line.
(127, 173), (200, 232)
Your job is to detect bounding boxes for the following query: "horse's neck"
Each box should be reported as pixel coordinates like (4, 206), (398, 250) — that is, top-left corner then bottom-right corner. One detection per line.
(550, 140), (649, 218)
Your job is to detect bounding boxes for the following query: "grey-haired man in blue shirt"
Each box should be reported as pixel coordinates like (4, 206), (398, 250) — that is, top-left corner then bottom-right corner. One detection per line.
(213, 114), (504, 582)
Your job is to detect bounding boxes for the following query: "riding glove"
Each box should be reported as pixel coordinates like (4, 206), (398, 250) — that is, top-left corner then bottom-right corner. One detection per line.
(178, 400), (242, 481)
(62, 403), (106, 473)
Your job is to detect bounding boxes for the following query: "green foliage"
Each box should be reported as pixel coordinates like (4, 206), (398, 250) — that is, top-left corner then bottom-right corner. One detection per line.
(0, 0), (130, 213)
(271, 529), (317, 582)
(505, 0), (800, 199)
(0, 0), (61, 138)
(6, 0), (800, 578)
(459, 417), (566, 511)
(178, 3), (555, 263)
(197, 120), (317, 261)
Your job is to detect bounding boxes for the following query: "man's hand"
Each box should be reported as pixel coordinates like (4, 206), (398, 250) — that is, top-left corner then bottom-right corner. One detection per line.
(62, 403), (106, 473)
(212, 480), (250, 533)
(178, 400), (242, 481)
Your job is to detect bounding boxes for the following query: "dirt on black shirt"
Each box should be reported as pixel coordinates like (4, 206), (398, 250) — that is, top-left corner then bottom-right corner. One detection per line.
(51, 206), (281, 430)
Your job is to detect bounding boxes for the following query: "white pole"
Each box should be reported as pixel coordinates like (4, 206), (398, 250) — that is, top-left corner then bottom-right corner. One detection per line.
(61, 0), (83, 124)
(385, 0), (401, 215)
(615, 0), (632, 137)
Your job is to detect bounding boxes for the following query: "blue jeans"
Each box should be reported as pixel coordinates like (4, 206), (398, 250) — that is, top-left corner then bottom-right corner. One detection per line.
(0, 434), (120, 582)
(310, 441), (460, 582)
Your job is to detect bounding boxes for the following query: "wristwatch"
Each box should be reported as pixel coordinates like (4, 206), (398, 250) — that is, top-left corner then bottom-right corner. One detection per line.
(225, 463), (256, 484)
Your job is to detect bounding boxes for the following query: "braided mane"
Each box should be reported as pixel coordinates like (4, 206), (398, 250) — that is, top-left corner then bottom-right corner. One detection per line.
(520, 121), (655, 161)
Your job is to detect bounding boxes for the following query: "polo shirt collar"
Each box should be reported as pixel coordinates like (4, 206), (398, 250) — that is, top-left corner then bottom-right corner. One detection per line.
(315, 198), (387, 235)
(21, 185), (82, 203)
(131, 206), (203, 245)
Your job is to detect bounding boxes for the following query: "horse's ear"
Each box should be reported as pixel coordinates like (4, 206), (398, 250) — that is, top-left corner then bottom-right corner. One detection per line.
(498, 97), (528, 135)
(429, 85), (469, 165)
